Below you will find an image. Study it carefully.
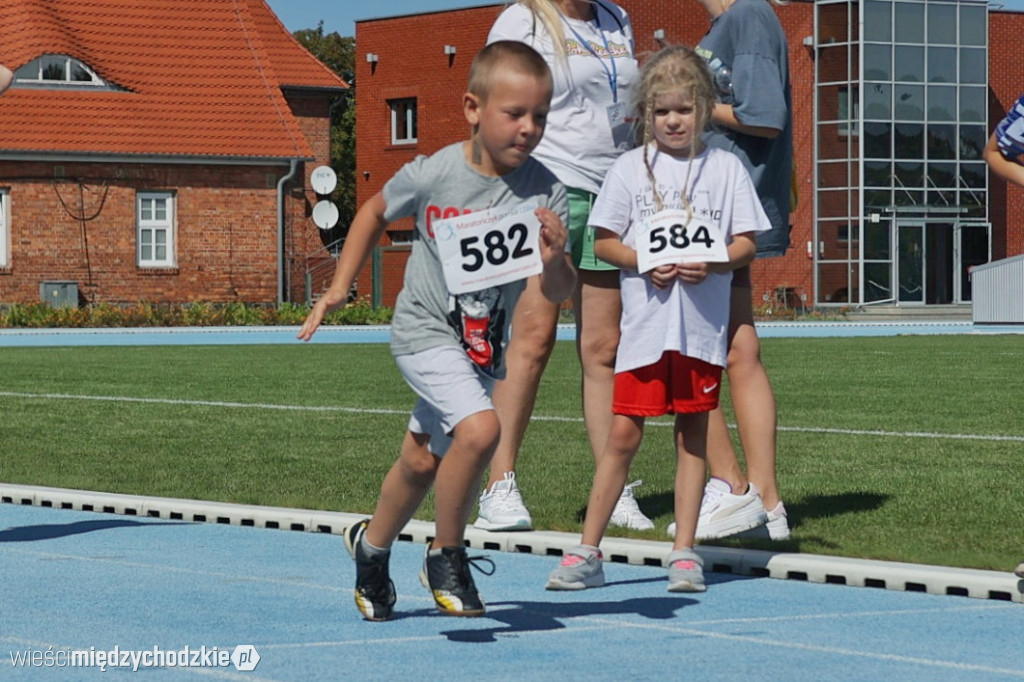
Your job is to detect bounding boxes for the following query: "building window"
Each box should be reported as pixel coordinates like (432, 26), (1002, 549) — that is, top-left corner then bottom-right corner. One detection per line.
(0, 190), (8, 267)
(389, 98), (418, 145)
(14, 55), (116, 89)
(137, 192), (175, 267)
(838, 86), (859, 138)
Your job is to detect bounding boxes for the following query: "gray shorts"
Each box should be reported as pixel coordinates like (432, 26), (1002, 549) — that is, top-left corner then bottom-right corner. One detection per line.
(394, 344), (496, 457)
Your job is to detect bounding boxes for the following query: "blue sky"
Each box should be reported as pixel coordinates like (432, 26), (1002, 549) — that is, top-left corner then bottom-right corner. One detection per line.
(266, 0), (1024, 38)
(265, 0), (500, 37)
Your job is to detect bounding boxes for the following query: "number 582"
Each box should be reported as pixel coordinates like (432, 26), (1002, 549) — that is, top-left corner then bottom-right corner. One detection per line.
(460, 223), (534, 272)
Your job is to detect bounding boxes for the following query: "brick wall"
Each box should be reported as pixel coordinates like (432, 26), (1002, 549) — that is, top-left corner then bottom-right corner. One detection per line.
(0, 89), (340, 306)
(987, 10), (1024, 261)
(0, 161), (286, 304)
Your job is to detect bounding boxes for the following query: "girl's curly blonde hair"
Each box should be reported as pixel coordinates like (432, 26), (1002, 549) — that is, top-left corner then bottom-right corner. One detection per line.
(635, 45), (717, 221)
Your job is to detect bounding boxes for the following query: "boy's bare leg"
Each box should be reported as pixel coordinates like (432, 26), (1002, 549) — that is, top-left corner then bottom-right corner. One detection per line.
(580, 414), (643, 547)
(575, 269), (622, 464)
(672, 412), (709, 550)
(433, 410), (501, 547)
(364, 430), (439, 549)
(707, 285), (780, 510)
(486, 276), (560, 488)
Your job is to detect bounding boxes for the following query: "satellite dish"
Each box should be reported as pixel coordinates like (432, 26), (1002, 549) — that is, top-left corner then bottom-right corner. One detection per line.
(310, 165), (338, 195)
(312, 200), (340, 230)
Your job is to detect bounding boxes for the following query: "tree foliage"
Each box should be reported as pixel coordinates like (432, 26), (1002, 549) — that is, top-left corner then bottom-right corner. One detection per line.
(292, 22), (355, 242)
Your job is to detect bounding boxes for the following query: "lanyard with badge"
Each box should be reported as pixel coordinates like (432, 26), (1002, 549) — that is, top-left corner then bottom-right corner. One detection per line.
(558, 4), (630, 141)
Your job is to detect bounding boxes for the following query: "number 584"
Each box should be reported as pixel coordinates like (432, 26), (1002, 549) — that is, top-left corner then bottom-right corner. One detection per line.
(648, 224), (715, 253)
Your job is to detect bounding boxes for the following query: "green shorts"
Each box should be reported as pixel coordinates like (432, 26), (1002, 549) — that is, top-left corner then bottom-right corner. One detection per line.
(568, 187), (618, 272)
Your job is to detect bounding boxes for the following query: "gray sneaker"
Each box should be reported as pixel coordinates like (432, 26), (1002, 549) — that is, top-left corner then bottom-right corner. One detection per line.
(545, 545), (605, 590)
(666, 547), (706, 593)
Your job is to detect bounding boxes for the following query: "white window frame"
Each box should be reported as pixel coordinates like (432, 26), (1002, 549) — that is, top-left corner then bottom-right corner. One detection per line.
(15, 54), (109, 87)
(389, 98), (418, 145)
(0, 190), (8, 267)
(838, 86), (860, 138)
(137, 192), (176, 268)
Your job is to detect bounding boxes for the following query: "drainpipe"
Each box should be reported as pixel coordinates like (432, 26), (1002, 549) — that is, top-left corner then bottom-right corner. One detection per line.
(277, 158), (300, 305)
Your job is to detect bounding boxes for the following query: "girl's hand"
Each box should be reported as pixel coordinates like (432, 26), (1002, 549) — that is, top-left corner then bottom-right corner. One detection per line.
(649, 264), (678, 289)
(676, 261), (710, 285)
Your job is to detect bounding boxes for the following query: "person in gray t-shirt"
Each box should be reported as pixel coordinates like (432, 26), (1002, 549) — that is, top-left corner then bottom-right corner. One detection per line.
(298, 41), (575, 621)
(675, 0), (792, 544)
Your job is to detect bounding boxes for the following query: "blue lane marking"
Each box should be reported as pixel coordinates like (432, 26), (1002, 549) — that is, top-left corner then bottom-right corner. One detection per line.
(2, 504), (1021, 681)
(0, 321), (1021, 347)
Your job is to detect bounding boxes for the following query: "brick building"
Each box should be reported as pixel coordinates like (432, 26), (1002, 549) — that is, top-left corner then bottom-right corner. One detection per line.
(0, 0), (348, 306)
(354, 0), (1024, 310)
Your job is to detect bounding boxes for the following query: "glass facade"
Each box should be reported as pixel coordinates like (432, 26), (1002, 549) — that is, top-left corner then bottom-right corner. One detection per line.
(814, 0), (990, 306)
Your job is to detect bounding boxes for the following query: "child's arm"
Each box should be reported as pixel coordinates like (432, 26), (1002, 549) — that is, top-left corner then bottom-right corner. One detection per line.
(535, 207), (577, 303)
(983, 132), (1024, 188)
(297, 192), (389, 341)
(712, 103), (781, 140)
(593, 227), (637, 271)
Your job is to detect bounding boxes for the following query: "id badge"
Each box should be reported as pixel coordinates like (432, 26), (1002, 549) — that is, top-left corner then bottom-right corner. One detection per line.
(607, 102), (632, 150)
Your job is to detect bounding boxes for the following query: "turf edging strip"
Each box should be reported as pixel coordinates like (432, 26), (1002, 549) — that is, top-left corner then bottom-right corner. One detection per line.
(2, 483), (1020, 604)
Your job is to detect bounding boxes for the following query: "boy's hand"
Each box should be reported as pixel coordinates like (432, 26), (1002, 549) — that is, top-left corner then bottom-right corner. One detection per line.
(296, 292), (344, 342)
(535, 207), (568, 266)
(534, 206), (576, 303)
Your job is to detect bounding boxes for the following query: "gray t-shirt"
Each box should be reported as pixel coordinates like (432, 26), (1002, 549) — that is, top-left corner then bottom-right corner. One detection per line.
(383, 142), (567, 378)
(697, 0), (792, 257)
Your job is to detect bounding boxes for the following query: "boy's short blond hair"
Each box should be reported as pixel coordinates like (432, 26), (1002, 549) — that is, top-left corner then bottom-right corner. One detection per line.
(468, 40), (552, 103)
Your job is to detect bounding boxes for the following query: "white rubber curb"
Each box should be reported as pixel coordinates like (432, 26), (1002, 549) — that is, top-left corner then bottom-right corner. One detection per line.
(2, 483), (1020, 603)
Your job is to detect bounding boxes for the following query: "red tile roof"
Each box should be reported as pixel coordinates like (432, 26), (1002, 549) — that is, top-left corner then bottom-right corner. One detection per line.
(0, 0), (348, 160)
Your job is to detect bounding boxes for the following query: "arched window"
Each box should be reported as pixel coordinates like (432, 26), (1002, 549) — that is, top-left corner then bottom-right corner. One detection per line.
(13, 55), (119, 89)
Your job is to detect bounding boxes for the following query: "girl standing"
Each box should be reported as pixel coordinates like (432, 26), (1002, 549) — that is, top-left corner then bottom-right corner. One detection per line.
(546, 45), (769, 592)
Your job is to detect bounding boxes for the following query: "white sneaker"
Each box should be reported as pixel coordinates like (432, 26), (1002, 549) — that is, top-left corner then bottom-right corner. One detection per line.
(474, 472), (532, 531)
(1015, 559), (1024, 579)
(667, 477), (767, 539)
(609, 480), (655, 530)
(733, 501), (791, 540)
(762, 501), (791, 540)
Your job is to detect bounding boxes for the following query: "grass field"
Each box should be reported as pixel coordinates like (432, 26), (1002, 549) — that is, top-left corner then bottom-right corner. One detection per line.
(1, 334), (1021, 571)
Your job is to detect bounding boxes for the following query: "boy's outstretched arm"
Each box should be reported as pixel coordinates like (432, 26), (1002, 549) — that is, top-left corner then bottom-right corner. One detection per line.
(535, 207), (577, 303)
(297, 192), (389, 342)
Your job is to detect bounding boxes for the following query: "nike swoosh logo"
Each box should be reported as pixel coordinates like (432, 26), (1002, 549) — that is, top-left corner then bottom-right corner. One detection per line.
(702, 383), (718, 394)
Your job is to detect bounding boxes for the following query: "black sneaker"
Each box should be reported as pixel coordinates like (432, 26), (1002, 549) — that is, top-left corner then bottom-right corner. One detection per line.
(419, 545), (494, 617)
(344, 519), (396, 621)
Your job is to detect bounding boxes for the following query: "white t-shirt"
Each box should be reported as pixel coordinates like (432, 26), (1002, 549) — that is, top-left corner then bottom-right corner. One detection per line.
(589, 146), (771, 372)
(488, 1), (637, 194)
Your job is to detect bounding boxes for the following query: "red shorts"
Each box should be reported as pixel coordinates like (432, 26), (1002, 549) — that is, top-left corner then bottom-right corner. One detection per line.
(613, 352), (723, 417)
